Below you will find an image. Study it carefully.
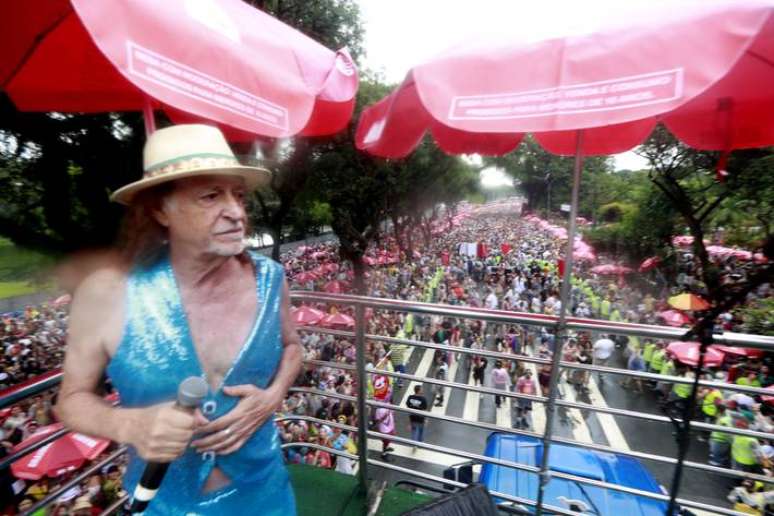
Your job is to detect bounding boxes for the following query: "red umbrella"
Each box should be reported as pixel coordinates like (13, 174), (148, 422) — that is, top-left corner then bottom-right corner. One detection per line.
(357, 3), (774, 157)
(667, 341), (725, 368)
(323, 280), (349, 294)
(709, 345), (765, 360)
(11, 423), (110, 480)
(292, 306), (325, 326)
(320, 312), (355, 329)
(762, 386), (774, 405)
(658, 310), (694, 327)
(2, 0), (358, 137)
(292, 271), (318, 284)
(354, 3), (774, 341)
(638, 257), (661, 272)
(590, 264), (633, 275)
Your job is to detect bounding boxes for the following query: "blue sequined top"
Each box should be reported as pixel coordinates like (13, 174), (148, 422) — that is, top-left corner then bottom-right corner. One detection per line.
(106, 250), (296, 515)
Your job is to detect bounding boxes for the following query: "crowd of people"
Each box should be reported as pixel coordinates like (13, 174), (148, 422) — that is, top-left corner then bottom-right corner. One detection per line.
(0, 200), (772, 513)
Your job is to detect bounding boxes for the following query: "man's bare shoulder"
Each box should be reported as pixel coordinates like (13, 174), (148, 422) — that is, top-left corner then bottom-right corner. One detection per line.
(73, 265), (127, 308)
(69, 261), (127, 353)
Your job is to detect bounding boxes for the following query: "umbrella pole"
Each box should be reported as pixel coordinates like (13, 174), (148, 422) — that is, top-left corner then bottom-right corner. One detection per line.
(143, 96), (156, 135)
(535, 130), (584, 515)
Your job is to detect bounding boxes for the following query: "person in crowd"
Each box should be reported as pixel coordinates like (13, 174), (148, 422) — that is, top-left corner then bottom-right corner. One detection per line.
(406, 385), (429, 449)
(515, 370), (536, 430)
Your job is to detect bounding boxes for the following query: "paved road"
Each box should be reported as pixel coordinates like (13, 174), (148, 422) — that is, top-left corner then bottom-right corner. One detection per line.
(365, 326), (733, 515)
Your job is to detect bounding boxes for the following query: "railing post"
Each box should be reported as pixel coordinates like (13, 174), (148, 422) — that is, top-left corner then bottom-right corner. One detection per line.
(354, 302), (370, 497)
(535, 130), (584, 515)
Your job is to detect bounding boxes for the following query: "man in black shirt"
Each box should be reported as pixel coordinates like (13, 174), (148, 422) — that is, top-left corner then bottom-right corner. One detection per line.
(406, 385), (429, 451)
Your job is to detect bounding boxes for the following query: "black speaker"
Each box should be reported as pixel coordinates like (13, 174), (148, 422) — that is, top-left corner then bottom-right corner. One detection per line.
(401, 483), (499, 516)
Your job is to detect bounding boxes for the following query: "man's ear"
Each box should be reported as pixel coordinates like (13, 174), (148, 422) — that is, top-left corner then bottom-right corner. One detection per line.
(151, 198), (171, 228)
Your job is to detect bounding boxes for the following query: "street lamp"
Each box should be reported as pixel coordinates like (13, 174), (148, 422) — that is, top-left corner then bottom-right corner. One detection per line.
(544, 172), (552, 216)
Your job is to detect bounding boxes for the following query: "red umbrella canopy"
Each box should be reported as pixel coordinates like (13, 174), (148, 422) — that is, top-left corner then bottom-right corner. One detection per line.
(709, 345), (765, 360)
(321, 312), (355, 329)
(762, 385), (774, 405)
(658, 309), (694, 327)
(667, 341), (725, 368)
(293, 271), (318, 284)
(323, 280), (348, 294)
(590, 264), (633, 275)
(1, 0), (358, 138)
(11, 423), (110, 480)
(292, 305), (325, 326)
(638, 256), (661, 272)
(356, 2), (774, 158)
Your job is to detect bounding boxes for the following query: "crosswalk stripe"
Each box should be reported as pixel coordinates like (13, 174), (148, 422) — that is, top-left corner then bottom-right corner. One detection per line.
(399, 346), (435, 408)
(558, 376), (593, 444)
(366, 438), (462, 467)
(586, 374), (630, 451)
(431, 360), (459, 414)
(462, 367), (480, 421)
(522, 362), (546, 434)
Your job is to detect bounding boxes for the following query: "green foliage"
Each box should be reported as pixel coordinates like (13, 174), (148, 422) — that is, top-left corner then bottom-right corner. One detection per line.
(483, 136), (613, 216)
(737, 297), (774, 336)
(597, 202), (633, 223)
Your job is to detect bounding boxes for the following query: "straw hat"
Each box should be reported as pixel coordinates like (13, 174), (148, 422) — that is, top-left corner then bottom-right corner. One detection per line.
(71, 495), (92, 511)
(110, 124), (270, 205)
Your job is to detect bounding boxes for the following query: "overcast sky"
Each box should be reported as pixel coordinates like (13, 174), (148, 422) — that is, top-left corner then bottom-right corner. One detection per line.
(356, 0), (718, 185)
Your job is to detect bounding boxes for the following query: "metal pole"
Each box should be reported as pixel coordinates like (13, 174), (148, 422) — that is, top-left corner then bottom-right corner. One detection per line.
(535, 130), (584, 514)
(666, 325), (712, 515)
(143, 96), (156, 135)
(354, 303), (370, 498)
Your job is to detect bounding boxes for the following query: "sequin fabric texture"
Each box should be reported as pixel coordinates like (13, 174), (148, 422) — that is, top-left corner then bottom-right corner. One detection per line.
(106, 250), (296, 515)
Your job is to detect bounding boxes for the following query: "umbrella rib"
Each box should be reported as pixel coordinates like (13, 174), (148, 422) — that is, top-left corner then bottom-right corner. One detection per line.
(2, 10), (72, 90)
(748, 49), (774, 70)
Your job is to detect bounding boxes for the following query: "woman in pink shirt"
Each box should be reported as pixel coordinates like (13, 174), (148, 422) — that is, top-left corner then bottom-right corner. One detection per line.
(491, 361), (511, 408)
(374, 407), (395, 459)
(516, 370), (536, 429)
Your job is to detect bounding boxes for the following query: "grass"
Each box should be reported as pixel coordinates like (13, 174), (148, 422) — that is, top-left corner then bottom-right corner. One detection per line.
(0, 237), (57, 299)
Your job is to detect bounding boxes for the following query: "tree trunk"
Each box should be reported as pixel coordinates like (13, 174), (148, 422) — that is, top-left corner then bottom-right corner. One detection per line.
(351, 254), (366, 295)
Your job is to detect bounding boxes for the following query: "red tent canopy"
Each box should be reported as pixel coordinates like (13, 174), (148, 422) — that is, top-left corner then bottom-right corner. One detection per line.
(11, 423), (110, 480)
(658, 310), (694, 327)
(590, 264), (633, 275)
(709, 345), (765, 360)
(638, 257), (661, 272)
(321, 312), (355, 329)
(292, 305), (325, 326)
(1, 0), (358, 138)
(667, 341), (725, 368)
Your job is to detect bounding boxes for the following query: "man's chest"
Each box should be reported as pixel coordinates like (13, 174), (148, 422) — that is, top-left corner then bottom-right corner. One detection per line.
(184, 283), (258, 385)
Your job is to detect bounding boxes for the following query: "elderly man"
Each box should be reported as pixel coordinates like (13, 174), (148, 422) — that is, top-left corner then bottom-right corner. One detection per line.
(56, 125), (302, 515)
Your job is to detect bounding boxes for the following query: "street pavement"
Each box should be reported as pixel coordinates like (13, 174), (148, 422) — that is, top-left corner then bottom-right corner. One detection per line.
(365, 328), (734, 515)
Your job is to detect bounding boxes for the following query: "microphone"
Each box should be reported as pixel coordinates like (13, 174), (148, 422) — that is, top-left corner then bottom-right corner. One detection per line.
(129, 376), (208, 514)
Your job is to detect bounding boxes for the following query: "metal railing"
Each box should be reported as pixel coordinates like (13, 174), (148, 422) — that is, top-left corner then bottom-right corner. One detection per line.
(2, 292), (772, 515)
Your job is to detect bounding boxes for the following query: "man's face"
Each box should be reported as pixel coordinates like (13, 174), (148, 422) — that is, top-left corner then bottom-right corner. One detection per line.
(155, 176), (248, 257)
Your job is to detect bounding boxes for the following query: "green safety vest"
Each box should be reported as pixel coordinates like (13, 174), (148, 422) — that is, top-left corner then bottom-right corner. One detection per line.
(610, 309), (622, 322)
(660, 359), (676, 377)
(600, 299), (611, 317)
(672, 376), (692, 399)
(629, 336), (641, 354)
(651, 350), (666, 372)
(403, 315), (414, 335)
(590, 296), (601, 312)
(710, 414), (733, 443)
(736, 377), (763, 388)
(732, 436), (759, 466)
(642, 343), (656, 364)
(702, 389), (723, 417)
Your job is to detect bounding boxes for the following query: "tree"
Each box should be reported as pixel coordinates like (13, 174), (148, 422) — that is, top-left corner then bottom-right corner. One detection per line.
(484, 136), (613, 216)
(0, 0), (365, 260)
(241, 0), (365, 260)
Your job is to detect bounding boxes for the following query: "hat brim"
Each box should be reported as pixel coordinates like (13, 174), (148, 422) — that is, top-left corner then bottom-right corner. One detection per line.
(110, 165), (271, 205)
